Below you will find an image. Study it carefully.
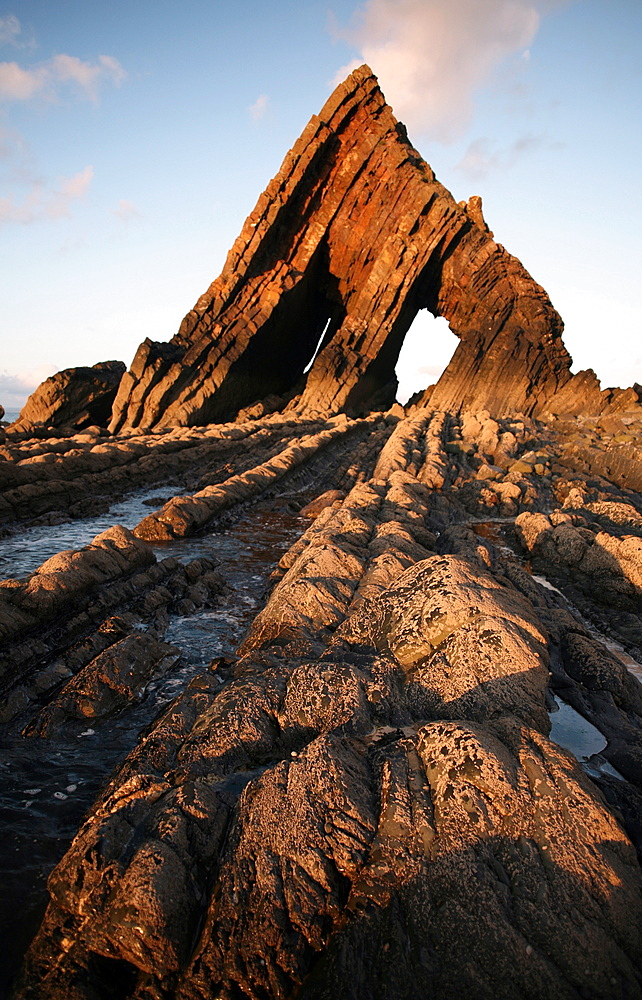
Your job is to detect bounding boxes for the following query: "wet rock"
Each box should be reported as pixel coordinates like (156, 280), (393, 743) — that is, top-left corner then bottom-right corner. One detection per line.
(0, 525), (154, 657)
(25, 633), (181, 736)
(133, 418), (377, 541)
(0, 414), (342, 528)
(0, 541), (224, 728)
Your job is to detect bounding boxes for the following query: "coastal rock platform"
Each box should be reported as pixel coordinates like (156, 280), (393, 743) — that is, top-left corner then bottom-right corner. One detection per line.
(2, 65), (642, 1000)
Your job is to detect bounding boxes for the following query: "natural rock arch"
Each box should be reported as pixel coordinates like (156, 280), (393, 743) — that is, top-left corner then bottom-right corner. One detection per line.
(108, 66), (592, 433)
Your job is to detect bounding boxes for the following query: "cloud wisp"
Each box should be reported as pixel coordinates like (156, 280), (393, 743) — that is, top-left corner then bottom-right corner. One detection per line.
(456, 132), (563, 179)
(0, 14), (21, 47)
(333, 0), (568, 142)
(112, 199), (142, 222)
(0, 165), (93, 225)
(248, 93), (270, 122)
(0, 48), (126, 104)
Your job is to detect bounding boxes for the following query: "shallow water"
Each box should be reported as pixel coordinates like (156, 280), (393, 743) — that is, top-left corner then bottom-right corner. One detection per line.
(0, 500), (305, 992)
(0, 486), (183, 580)
(548, 694), (607, 761)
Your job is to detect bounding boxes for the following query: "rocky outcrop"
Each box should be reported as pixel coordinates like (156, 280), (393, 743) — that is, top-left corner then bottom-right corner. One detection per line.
(133, 415), (379, 541)
(5, 65), (642, 1000)
(0, 526), (224, 724)
(0, 413), (378, 530)
(15, 361), (125, 431)
(109, 67), (581, 432)
(10, 403), (642, 1000)
(516, 494), (642, 658)
(24, 632), (180, 736)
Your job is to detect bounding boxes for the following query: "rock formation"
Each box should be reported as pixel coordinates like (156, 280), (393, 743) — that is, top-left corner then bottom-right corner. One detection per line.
(15, 360), (125, 431)
(18, 67), (636, 434)
(108, 66), (594, 433)
(3, 65), (642, 1000)
(5, 403), (642, 1000)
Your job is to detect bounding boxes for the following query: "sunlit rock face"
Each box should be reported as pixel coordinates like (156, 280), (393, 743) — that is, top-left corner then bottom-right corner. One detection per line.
(108, 66), (576, 432)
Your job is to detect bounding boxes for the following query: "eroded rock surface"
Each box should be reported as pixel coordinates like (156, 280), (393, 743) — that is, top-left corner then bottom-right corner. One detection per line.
(8, 402), (642, 1000)
(14, 361), (126, 432)
(0, 526), (224, 727)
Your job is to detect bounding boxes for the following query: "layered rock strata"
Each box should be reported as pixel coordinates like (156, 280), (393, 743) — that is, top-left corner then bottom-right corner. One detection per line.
(17, 68), (639, 437)
(133, 415), (380, 542)
(0, 413), (374, 531)
(10, 401), (642, 1000)
(107, 66), (601, 433)
(0, 526), (224, 726)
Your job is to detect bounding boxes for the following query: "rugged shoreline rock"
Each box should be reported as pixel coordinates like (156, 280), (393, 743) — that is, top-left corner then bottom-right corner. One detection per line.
(14, 361), (126, 432)
(3, 64), (642, 1000)
(5, 402), (642, 1000)
(0, 525), (225, 727)
(104, 65), (636, 434)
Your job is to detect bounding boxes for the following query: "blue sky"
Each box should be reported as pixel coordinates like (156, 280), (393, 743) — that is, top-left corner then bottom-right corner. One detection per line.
(1, 0), (640, 412)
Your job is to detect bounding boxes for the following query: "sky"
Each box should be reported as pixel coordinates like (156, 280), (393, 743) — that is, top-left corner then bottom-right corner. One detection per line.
(1, 0), (641, 414)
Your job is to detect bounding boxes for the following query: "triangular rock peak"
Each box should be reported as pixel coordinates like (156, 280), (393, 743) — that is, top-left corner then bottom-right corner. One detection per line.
(109, 65), (611, 433)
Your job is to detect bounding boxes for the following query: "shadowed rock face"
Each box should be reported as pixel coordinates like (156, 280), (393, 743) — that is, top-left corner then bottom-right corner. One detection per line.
(15, 361), (126, 431)
(108, 66), (577, 433)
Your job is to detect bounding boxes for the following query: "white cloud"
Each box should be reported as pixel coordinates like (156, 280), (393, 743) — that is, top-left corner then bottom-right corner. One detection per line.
(456, 132), (563, 179)
(0, 14), (21, 47)
(0, 165), (93, 225)
(112, 198), (142, 222)
(0, 123), (27, 161)
(248, 93), (269, 121)
(0, 14), (35, 50)
(0, 59), (41, 100)
(0, 51), (126, 103)
(333, 0), (569, 142)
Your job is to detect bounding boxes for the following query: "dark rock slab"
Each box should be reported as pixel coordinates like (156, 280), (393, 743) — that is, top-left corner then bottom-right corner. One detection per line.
(15, 361), (125, 431)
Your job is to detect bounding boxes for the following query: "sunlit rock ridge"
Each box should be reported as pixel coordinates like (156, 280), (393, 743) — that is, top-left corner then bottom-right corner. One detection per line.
(105, 64), (617, 434)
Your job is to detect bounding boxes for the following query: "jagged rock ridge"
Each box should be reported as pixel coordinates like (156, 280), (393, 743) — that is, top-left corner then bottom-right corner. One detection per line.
(109, 66), (590, 433)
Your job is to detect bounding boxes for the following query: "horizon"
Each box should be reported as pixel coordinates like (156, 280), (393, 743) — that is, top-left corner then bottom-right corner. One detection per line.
(1, 0), (641, 413)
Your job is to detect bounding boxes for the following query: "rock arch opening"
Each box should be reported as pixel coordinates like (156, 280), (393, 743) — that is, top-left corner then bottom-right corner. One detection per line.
(303, 317), (333, 375)
(395, 312), (458, 405)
